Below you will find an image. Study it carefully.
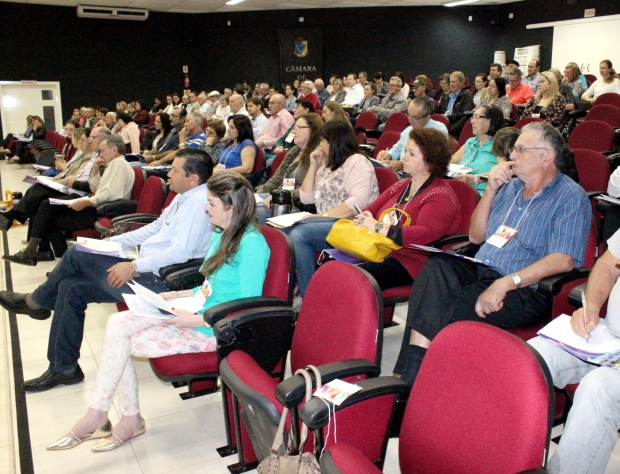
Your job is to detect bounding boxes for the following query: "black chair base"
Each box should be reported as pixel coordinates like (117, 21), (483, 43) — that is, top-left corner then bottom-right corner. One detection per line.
(227, 461), (258, 473)
(216, 445), (237, 457)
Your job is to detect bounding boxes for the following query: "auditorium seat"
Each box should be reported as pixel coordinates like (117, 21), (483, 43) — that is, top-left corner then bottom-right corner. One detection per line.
(515, 117), (544, 129)
(584, 104), (620, 128)
(567, 120), (616, 154)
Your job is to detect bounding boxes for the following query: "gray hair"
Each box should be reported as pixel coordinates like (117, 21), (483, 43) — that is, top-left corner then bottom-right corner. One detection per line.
(508, 68), (523, 78)
(103, 135), (126, 154)
(260, 83), (269, 89)
(198, 93), (207, 99)
(96, 127), (112, 137)
(189, 113), (203, 126)
(220, 95), (230, 104)
(302, 80), (314, 88)
(106, 112), (117, 121)
(412, 95), (433, 117)
(314, 79), (324, 86)
(389, 76), (403, 87)
(522, 121), (564, 168)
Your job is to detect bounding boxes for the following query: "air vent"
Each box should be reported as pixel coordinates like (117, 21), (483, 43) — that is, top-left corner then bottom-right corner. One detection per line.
(77, 5), (149, 21)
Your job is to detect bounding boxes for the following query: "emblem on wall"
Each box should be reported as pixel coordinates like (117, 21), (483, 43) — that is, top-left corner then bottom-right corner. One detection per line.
(295, 38), (308, 58)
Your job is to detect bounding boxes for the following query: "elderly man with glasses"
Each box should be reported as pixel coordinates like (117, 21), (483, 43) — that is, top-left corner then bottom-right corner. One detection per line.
(393, 122), (591, 386)
(368, 75), (408, 125)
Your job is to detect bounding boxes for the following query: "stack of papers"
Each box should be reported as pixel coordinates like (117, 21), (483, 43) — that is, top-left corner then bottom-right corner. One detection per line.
(446, 163), (474, 178)
(75, 237), (139, 260)
(32, 164), (50, 171)
(266, 212), (311, 228)
(28, 175), (87, 196)
(409, 244), (486, 265)
(123, 280), (204, 319)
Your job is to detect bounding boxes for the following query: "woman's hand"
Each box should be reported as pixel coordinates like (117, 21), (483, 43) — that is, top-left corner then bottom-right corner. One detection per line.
(159, 291), (179, 301)
(262, 195), (272, 208)
(309, 146), (325, 168)
(565, 103), (575, 111)
(454, 173), (475, 185)
(167, 309), (205, 329)
(355, 210), (378, 231)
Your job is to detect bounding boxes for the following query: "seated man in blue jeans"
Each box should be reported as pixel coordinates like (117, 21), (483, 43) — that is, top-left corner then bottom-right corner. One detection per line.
(0, 150), (213, 391)
(529, 227), (620, 474)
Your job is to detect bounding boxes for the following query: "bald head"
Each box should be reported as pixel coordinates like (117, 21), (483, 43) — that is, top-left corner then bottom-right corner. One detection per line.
(229, 94), (245, 113)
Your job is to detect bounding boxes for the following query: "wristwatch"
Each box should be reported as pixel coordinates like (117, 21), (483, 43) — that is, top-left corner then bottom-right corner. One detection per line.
(375, 222), (384, 233)
(132, 262), (141, 279)
(511, 273), (522, 289)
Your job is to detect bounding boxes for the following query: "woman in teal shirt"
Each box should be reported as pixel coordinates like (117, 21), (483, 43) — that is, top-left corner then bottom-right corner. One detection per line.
(451, 105), (506, 194)
(47, 171), (270, 453)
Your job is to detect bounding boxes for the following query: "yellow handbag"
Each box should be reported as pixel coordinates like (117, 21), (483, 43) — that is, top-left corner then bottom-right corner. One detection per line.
(326, 208), (411, 263)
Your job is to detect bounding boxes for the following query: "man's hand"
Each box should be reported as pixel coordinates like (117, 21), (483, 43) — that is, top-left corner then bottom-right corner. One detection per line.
(107, 262), (134, 288)
(262, 195), (272, 209)
(486, 161), (514, 193)
(68, 198), (91, 211)
(454, 173), (476, 185)
(178, 126), (188, 142)
(570, 307), (600, 339)
(376, 150), (390, 161)
(167, 309), (204, 329)
(475, 276), (512, 318)
(149, 160), (161, 167)
(66, 176), (77, 186)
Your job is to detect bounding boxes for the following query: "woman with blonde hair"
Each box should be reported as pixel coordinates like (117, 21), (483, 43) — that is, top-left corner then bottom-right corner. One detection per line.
(326, 79), (346, 103)
(563, 62), (585, 110)
(519, 71), (566, 126)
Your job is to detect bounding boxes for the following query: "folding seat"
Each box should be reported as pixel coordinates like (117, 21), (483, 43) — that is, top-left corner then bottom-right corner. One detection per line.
(593, 92), (620, 109)
(248, 147), (266, 186)
(449, 136), (460, 154)
(567, 120), (616, 154)
(367, 113), (409, 144)
(370, 132), (400, 159)
(218, 261), (386, 471)
(584, 74), (597, 87)
(515, 117), (544, 129)
(268, 151), (287, 178)
(573, 148), (611, 234)
(313, 321), (554, 474)
(457, 118), (474, 146)
(430, 113), (449, 129)
(584, 104), (620, 128)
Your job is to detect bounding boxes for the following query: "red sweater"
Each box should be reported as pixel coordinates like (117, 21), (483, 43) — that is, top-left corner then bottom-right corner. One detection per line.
(363, 177), (461, 278)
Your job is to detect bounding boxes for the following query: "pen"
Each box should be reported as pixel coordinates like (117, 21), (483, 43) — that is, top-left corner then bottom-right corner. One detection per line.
(354, 204), (362, 216)
(581, 291), (589, 343)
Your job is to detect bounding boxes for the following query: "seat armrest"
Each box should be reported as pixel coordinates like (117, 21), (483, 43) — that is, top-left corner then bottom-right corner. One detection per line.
(366, 130), (382, 139)
(158, 258), (204, 280)
(110, 213), (159, 225)
(275, 360), (382, 408)
(96, 200), (138, 217)
(204, 296), (288, 326)
(568, 282), (588, 308)
(213, 306), (296, 344)
(430, 233), (471, 249)
(537, 268), (592, 297)
(448, 241), (481, 257)
(567, 110), (587, 119)
(299, 377), (409, 430)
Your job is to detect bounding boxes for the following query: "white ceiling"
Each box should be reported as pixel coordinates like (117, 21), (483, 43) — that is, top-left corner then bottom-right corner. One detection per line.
(0, 0), (520, 14)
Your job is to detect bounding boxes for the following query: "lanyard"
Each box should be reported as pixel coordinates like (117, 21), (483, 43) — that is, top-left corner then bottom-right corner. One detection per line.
(501, 189), (541, 230)
(220, 143), (240, 168)
(458, 138), (486, 167)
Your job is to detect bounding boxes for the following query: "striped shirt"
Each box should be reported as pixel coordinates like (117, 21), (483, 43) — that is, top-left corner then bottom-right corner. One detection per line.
(476, 173), (591, 280)
(185, 130), (206, 149)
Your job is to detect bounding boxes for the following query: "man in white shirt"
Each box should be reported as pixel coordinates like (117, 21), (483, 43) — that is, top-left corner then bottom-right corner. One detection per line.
(186, 91), (199, 114)
(0, 150), (214, 391)
(247, 97), (269, 140)
(198, 93), (210, 114)
(522, 60), (541, 94)
(341, 73), (364, 108)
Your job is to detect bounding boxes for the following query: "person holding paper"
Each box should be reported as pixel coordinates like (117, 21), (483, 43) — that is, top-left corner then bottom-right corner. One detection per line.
(45, 171), (269, 452)
(0, 150), (214, 392)
(528, 229), (620, 474)
(394, 122), (591, 386)
(450, 104), (506, 194)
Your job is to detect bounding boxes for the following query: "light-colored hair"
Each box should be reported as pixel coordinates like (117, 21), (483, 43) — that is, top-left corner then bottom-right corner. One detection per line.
(302, 80), (313, 88)
(538, 71), (559, 101)
(389, 76), (403, 87)
(450, 71), (465, 83)
(314, 79), (324, 86)
(564, 62), (581, 83)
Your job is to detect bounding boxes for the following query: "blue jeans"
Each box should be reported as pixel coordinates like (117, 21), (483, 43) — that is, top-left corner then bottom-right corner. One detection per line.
(31, 246), (169, 372)
(281, 217), (337, 297)
(41, 168), (60, 177)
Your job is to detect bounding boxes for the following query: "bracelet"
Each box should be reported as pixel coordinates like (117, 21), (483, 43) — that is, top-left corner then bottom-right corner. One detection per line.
(471, 175), (480, 187)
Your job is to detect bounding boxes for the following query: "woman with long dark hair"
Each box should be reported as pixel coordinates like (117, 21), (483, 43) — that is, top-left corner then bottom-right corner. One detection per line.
(214, 115), (257, 176)
(142, 112), (173, 163)
(45, 171), (269, 453)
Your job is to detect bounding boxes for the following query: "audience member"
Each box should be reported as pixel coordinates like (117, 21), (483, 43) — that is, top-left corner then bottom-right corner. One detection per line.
(314, 79), (330, 106)
(581, 59), (620, 102)
(395, 71), (409, 99)
(214, 115), (256, 176)
(326, 74), (337, 94)
(205, 91), (220, 117)
(358, 71), (369, 86)
(356, 128), (461, 290)
(104, 112), (117, 130)
(284, 84), (297, 112)
(507, 59), (520, 73)
(562, 63), (585, 111)
(451, 104), (505, 194)
(368, 76), (407, 124)
(507, 68), (534, 106)
(142, 113), (174, 163)
(274, 98), (315, 154)
(489, 63), (503, 79)
(247, 97), (269, 140)
(341, 73), (364, 108)
(145, 108), (185, 166)
(298, 81), (320, 110)
(214, 95), (231, 121)
(186, 91), (200, 114)
(356, 82), (380, 113)
(520, 71), (566, 127)
(435, 71), (474, 137)
(255, 94), (295, 148)
(242, 80), (253, 100)
(162, 95), (175, 115)
(434, 73), (450, 103)
(374, 72), (389, 96)
(326, 79), (346, 103)
(258, 83), (270, 102)
(321, 101), (352, 128)
(149, 96), (163, 114)
(201, 119), (226, 165)
(116, 112), (140, 154)
(491, 126), (521, 162)
(131, 100), (149, 125)
(522, 60), (541, 94)
(394, 122), (590, 386)
(480, 77), (513, 119)
(472, 73), (489, 106)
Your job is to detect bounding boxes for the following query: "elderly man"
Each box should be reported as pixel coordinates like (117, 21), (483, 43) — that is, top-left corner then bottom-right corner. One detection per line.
(369, 76), (408, 124)
(377, 97), (448, 171)
(180, 94), (190, 109)
(4, 136), (136, 265)
(522, 60), (541, 94)
(197, 93), (210, 114)
(394, 122), (591, 386)
(490, 63), (503, 79)
(529, 227), (620, 474)
(83, 107), (97, 129)
(507, 69), (534, 105)
(255, 94), (295, 149)
(341, 73), (364, 108)
(258, 83), (271, 102)
(298, 80), (320, 110)
(435, 71), (474, 138)
(224, 94), (250, 120)
(314, 79), (330, 106)
(247, 97), (269, 140)
(0, 150), (214, 391)
(204, 91), (220, 117)
(410, 79), (435, 107)
(186, 91), (200, 114)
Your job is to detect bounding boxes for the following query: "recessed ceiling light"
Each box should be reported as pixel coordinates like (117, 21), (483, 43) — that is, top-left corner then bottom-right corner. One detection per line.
(444, 0), (479, 6)
(226, 0), (244, 4)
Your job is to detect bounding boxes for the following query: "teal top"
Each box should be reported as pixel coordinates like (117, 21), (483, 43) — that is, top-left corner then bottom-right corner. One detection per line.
(460, 136), (497, 194)
(193, 225), (270, 335)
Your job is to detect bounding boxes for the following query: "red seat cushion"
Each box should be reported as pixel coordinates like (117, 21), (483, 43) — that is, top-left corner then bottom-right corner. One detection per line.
(150, 351), (218, 377)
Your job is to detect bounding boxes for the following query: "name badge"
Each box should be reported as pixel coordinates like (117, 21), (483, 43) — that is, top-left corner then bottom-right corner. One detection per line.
(487, 225), (518, 248)
(282, 178), (295, 191)
(193, 279), (213, 306)
(285, 132), (295, 143)
(216, 163), (225, 169)
(314, 190), (321, 200)
(382, 210), (399, 225)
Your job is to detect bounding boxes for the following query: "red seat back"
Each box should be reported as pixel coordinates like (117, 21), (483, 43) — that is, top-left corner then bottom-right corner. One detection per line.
(402, 321), (552, 474)
(374, 167), (399, 194)
(164, 190), (177, 207)
(131, 168), (146, 200)
(371, 131), (401, 158)
(290, 261), (383, 372)
(355, 111), (378, 131)
(259, 225), (295, 304)
(510, 102), (520, 121)
(567, 120), (616, 153)
(584, 104), (620, 128)
(584, 74), (597, 87)
(382, 113), (409, 133)
(269, 151), (287, 178)
(573, 148), (611, 193)
(515, 117), (544, 130)
(148, 114), (157, 126)
(457, 119), (474, 147)
(431, 114), (449, 129)
(136, 176), (168, 214)
(138, 127), (145, 150)
(253, 146), (265, 173)
(446, 180), (481, 234)
(449, 137), (460, 154)
(593, 92), (620, 109)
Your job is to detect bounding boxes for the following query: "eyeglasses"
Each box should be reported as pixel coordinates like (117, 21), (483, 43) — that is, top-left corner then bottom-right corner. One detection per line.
(293, 126), (310, 131)
(509, 146), (549, 155)
(472, 114), (491, 120)
(407, 113), (429, 121)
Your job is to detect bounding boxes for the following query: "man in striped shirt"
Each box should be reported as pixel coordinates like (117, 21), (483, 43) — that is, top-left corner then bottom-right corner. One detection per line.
(394, 122), (591, 386)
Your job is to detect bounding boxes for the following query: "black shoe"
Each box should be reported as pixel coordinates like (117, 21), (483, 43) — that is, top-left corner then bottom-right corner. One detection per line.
(36, 250), (55, 262)
(0, 291), (51, 320)
(23, 366), (85, 392)
(2, 251), (37, 266)
(0, 214), (12, 232)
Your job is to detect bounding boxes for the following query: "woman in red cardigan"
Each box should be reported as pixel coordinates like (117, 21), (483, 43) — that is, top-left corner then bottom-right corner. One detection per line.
(355, 128), (462, 290)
